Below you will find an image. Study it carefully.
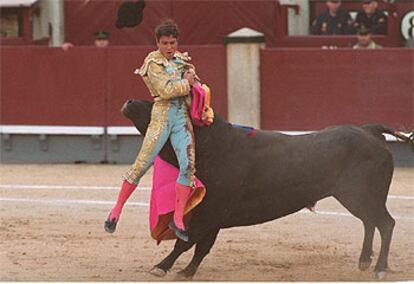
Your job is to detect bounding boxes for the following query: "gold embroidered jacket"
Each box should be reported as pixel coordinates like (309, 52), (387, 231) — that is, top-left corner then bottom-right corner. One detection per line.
(138, 50), (199, 102)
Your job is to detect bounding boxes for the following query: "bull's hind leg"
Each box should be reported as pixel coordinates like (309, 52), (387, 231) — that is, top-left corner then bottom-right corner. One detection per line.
(150, 239), (195, 277)
(334, 190), (395, 278)
(374, 209), (395, 278)
(359, 222), (375, 271)
(177, 229), (220, 279)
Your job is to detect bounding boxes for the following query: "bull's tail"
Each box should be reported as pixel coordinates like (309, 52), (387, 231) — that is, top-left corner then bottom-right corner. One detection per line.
(362, 124), (414, 152)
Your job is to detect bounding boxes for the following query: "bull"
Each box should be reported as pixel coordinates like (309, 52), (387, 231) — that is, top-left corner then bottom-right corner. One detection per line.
(121, 99), (412, 280)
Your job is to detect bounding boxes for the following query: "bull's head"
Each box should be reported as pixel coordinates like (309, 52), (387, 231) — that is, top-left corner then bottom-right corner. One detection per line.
(121, 99), (152, 135)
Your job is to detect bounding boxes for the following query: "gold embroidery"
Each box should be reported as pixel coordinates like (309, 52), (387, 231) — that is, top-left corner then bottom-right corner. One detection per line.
(123, 101), (170, 184)
(138, 50), (200, 100)
(125, 50), (198, 184)
(184, 106), (196, 187)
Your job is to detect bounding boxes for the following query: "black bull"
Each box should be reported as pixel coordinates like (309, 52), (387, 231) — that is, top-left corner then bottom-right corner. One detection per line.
(121, 99), (412, 279)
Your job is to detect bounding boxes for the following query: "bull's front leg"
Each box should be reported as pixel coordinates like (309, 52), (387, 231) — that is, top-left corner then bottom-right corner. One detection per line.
(177, 229), (220, 279)
(150, 239), (195, 277)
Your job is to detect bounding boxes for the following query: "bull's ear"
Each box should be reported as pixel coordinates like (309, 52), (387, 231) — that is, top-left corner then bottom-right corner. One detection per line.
(116, 0), (146, 29)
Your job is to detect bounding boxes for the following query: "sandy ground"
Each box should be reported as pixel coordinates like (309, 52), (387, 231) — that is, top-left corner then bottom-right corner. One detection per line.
(0, 164), (413, 281)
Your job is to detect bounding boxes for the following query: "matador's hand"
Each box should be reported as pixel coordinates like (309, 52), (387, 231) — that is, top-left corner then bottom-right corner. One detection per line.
(183, 70), (196, 86)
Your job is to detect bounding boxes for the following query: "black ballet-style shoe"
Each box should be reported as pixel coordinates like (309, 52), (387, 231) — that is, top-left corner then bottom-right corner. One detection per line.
(168, 220), (189, 242)
(104, 213), (118, 233)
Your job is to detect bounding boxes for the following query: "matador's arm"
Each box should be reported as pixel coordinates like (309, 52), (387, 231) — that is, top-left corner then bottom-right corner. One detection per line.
(147, 63), (191, 100)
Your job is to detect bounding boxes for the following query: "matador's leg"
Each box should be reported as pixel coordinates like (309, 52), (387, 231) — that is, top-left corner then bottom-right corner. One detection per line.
(168, 105), (196, 241)
(123, 122), (171, 184)
(170, 110), (196, 187)
(105, 103), (171, 233)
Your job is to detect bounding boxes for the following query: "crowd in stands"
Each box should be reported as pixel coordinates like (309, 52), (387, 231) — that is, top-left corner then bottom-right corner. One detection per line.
(311, 0), (387, 36)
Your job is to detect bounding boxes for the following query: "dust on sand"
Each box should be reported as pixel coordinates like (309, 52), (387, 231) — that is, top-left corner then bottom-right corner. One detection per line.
(0, 165), (413, 281)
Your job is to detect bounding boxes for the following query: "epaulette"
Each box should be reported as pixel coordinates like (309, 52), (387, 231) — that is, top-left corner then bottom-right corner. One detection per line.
(137, 50), (168, 77)
(174, 51), (191, 61)
(135, 50), (192, 77)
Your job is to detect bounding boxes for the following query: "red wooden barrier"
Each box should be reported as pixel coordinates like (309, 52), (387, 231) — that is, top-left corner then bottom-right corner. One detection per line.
(1, 47), (107, 126)
(1, 47), (411, 131)
(0, 46), (227, 126)
(106, 46), (154, 126)
(106, 45), (227, 125)
(260, 48), (413, 131)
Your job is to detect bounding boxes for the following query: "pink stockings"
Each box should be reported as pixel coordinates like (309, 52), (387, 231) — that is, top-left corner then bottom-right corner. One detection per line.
(109, 180), (137, 222)
(106, 180), (191, 240)
(173, 183), (192, 230)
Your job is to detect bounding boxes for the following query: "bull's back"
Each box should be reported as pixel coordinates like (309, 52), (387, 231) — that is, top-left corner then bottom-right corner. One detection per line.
(217, 125), (393, 228)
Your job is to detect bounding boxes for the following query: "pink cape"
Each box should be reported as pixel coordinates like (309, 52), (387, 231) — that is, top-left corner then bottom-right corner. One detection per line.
(190, 84), (212, 126)
(149, 156), (206, 243)
(190, 84), (206, 126)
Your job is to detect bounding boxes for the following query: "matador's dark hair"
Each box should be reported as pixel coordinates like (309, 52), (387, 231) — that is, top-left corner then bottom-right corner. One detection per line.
(155, 19), (180, 41)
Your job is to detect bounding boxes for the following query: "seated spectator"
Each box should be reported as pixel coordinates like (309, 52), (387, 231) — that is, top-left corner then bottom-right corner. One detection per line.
(310, 0), (353, 35)
(353, 0), (388, 35)
(353, 26), (382, 49)
(93, 30), (110, 47)
(62, 30), (110, 51)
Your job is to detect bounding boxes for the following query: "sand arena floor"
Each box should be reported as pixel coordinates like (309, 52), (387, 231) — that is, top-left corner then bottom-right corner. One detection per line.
(0, 164), (413, 281)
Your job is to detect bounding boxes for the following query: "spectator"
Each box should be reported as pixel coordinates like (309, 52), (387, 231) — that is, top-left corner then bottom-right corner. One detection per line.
(61, 30), (110, 51)
(93, 30), (110, 47)
(310, 0), (353, 35)
(353, 26), (382, 49)
(353, 0), (388, 35)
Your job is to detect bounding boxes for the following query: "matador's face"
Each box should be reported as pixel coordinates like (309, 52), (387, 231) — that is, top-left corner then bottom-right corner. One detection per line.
(157, 35), (178, 61)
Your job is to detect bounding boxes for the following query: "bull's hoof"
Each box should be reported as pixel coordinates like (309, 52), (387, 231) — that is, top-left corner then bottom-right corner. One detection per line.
(358, 260), (372, 271)
(375, 271), (387, 280)
(149, 266), (167, 277)
(104, 213), (118, 233)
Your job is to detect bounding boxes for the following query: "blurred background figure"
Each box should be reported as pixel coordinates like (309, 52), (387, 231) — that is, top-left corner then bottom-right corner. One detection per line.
(61, 30), (110, 51)
(353, 0), (388, 35)
(93, 30), (110, 47)
(310, 0), (353, 35)
(353, 26), (382, 49)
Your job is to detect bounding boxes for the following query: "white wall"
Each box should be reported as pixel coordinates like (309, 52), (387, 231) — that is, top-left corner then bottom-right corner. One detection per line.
(279, 0), (310, 36)
(32, 0), (64, 46)
(226, 28), (264, 129)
